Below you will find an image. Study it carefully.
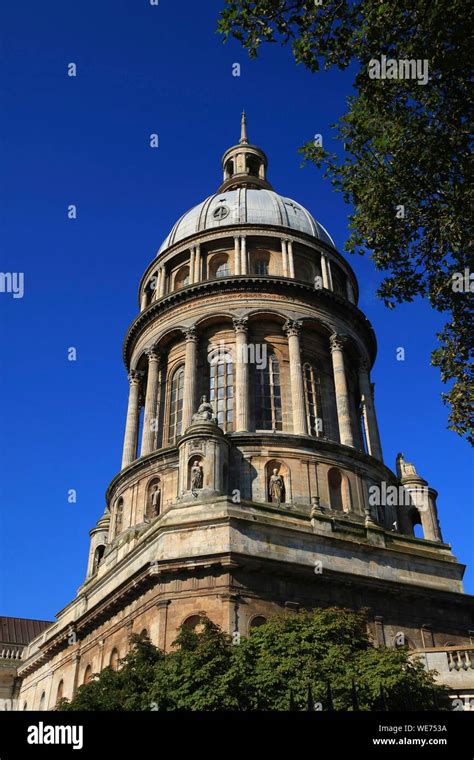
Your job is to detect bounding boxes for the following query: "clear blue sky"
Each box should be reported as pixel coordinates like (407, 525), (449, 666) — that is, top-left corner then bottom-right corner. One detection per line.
(0, 0), (472, 620)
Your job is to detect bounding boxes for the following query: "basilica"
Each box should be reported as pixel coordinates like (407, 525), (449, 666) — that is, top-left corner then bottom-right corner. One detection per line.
(4, 115), (473, 710)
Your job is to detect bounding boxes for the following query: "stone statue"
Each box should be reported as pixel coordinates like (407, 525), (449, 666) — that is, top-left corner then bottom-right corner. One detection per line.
(192, 395), (215, 422)
(150, 483), (161, 517)
(396, 452), (419, 480)
(191, 460), (203, 491)
(268, 468), (284, 506)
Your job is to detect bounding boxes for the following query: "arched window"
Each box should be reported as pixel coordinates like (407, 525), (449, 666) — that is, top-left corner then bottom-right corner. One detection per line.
(253, 251), (270, 276)
(216, 260), (230, 278)
(182, 615), (206, 632)
(83, 665), (92, 685)
(140, 628), (148, 638)
(331, 262), (347, 297)
(38, 691), (46, 711)
(109, 649), (119, 671)
(168, 366), (185, 443)
(247, 155), (260, 177)
(174, 266), (190, 290)
(92, 544), (105, 574)
(209, 254), (231, 279)
(303, 363), (323, 436)
(56, 680), (64, 704)
(409, 508), (424, 538)
(295, 260), (313, 283)
(114, 497), (124, 536)
(23, 701), (28, 711)
(327, 468), (352, 512)
(255, 354), (282, 430)
(328, 468), (344, 511)
(249, 616), (267, 630)
(209, 352), (234, 432)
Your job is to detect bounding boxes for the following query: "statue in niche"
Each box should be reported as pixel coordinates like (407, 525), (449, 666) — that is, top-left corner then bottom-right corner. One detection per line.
(191, 460), (204, 492)
(148, 482), (161, 518)
(268, 468), (284, 506)
(192, 395), (215, 423)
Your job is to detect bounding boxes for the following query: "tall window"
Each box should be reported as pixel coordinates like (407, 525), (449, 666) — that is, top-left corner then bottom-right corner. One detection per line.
(303, 363), (323, 436)
(209, 353), (233, 431)
(168, 367), (184, 443)
(253, 252), (270, 276)
(255, 354), (282, 430)
(56, 680), (64, 704)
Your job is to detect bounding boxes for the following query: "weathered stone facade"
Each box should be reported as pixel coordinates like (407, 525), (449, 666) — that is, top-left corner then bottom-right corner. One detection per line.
(14, 115), (474, 710)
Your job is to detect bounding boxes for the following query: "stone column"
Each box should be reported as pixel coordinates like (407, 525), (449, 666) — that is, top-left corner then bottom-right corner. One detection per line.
(240, 236), (248, 274)
(189, 248), (195, 284)
(287, 239), (295, 278)
(158, 267), (166, 297)
(233, 317), (249, 432)
(234, 236), (240, 275)
(326, 258), (334, 289)
(182, 326), (198, 430)
(321, 253), (330, 289)
(140, 349), (161, 456)
(330, 334), (354, 447)
(140, 290), (148, 311)
(346, 279), (355, 303)
(194, 244), (201, 282)
(283, 319), (308, 435)
(358, 359), (383, 460)
(121, 370), (143, 469)
(281, 239), (288, 276)
(156, 600), (171, 651)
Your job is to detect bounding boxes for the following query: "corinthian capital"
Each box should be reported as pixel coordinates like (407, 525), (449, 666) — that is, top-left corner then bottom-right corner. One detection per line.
(283, 319), (303, 338)
(232, 316), (248, 334)
(182, 325), (198, 342)
(128, 369), (143, 386)
(145, 347), (160, 364)
(329, 333), (345, 353)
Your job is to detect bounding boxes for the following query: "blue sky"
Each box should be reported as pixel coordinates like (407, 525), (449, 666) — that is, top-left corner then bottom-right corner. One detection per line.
(0, 0), (472, 620)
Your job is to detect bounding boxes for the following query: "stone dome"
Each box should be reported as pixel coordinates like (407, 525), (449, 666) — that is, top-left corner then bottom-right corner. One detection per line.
(158, 188), (336, 253)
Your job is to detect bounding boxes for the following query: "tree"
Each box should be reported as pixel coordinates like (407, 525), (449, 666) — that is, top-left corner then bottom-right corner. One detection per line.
(57, 633), (164, 711)
(218, 0), (474, 444)
(57, 609), (449, 711)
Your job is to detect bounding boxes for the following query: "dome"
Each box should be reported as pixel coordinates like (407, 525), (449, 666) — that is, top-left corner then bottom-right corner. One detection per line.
(158, 189), (335, 254)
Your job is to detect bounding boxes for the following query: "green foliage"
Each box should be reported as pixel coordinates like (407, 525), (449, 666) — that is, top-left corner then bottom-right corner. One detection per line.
(57, 633), (164, 711)
(58, 609), (449, 711)
(218, 0), (474, 443)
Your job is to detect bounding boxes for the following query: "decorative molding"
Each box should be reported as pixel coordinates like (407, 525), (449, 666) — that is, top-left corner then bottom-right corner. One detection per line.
(232, 316), (249, 334)
(182, 325), (198, 342)
(283, 318), (303, 338)
(329, 333), (345, 353)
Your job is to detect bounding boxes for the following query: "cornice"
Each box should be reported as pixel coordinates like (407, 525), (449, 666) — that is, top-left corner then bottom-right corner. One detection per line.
(123, 276), (376, 368)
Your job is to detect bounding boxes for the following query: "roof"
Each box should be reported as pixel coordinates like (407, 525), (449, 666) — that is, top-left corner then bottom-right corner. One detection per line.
(0, 616), (53, 645)
(158, 188), (336, 254)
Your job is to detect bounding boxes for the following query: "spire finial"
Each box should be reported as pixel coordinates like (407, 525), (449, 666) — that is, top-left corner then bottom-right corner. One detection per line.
(239, 110), (248, 144)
